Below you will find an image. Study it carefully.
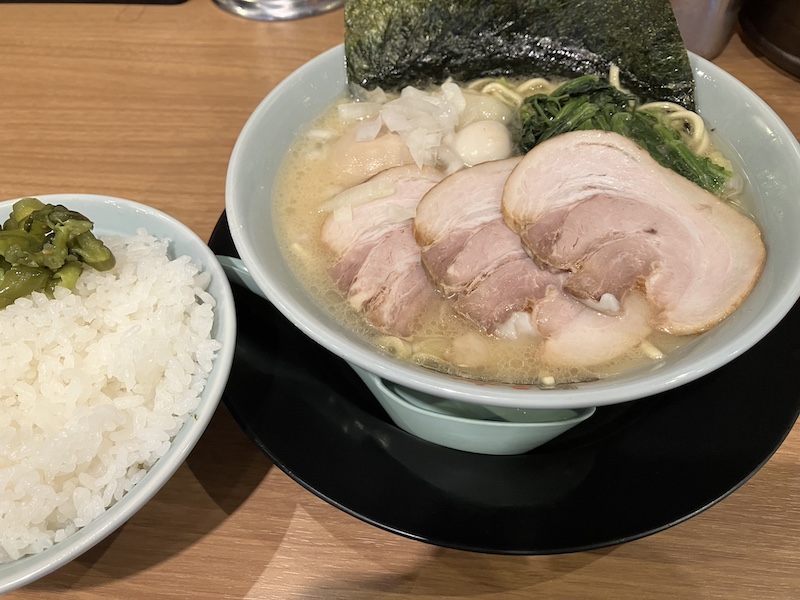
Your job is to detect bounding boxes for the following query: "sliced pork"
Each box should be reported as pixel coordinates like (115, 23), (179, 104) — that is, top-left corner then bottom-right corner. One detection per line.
(415, 158), (560, 332)
(321, 165), (444, 336)
(503, 130), (766, 335)
(533, 290), (654, 367)
(414, 157), (654, 369)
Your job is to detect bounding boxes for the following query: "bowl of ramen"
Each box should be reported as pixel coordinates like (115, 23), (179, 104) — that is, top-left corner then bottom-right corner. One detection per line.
(222, 44), (800, 452)
(0, 194), (236, 592)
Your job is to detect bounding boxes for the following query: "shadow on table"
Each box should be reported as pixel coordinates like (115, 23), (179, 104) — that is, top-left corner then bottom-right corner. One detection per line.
(286, 442), (800, 600)
(24, 404), (288, 594)
(301, 548), (617, 598)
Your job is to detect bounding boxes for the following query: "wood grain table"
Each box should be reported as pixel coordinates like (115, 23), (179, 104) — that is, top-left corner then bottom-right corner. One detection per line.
(1, 2), (799, 598)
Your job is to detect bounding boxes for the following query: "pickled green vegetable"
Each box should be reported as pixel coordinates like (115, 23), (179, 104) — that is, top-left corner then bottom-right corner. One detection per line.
(0, 198), (115, 308)
(0, 265), (50, 309)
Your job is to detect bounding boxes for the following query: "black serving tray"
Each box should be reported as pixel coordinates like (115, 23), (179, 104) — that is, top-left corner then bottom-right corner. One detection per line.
(210, 212), (800, 554)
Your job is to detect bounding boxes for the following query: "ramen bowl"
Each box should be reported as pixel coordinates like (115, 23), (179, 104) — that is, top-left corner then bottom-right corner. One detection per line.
(222, 45), (800, 449)
(0, 194), (236, 593)
(350, 364), (596, 454)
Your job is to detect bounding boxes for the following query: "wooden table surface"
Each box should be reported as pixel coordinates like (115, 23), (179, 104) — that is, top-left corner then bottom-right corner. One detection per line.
(1, 2), (799, 598)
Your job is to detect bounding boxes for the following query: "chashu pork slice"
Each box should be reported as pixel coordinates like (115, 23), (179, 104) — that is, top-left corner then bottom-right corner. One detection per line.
(415, 157), (525, 296)
(415, 157), (559, 332)
(321, 165), (444, 336)
(345, 225), (437, 336)
(414, 155), (654, 367)
(502, 130), (766, 335)
(533, 289), (654, 368)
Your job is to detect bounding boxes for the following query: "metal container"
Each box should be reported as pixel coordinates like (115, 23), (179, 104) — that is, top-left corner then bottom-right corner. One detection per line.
(670, 0), (744, 59)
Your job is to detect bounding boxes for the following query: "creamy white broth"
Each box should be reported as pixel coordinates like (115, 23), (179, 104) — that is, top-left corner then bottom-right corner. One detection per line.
(271, 86), (755, 387)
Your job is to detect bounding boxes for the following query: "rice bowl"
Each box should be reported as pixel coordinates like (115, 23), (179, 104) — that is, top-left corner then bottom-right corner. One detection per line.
(0, 194), (236, 593)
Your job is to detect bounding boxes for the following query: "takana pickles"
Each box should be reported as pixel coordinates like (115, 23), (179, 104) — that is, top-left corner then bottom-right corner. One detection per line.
(0, 198), (115, 308)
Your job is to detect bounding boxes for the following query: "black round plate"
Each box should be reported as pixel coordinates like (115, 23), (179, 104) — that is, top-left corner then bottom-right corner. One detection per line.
(210, 213), (800, 555)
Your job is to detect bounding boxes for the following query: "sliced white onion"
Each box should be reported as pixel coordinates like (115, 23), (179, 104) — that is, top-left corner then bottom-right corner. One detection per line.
(338, 101), (382, 122)
(371, 83), (467, 169)
(354, 116), (383, 141)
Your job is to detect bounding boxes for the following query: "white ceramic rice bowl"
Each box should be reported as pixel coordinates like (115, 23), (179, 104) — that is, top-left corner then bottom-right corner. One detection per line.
(225, 45), (800, 410)
(0, 194), (236, 593)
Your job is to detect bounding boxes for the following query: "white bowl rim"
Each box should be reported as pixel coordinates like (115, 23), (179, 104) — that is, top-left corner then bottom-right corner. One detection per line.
(0, 193), (237, 593)
(226, 45), (800, 410)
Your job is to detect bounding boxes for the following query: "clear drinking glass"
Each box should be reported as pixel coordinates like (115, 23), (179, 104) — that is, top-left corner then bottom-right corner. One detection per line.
(213, 0), (344, 21)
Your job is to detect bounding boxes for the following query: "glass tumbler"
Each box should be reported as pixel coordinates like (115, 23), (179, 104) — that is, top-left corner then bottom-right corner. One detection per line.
(213, 0), (344, 21)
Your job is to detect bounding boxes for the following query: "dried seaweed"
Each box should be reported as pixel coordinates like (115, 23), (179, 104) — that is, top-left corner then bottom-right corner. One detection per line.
(345, 0), (695, 109)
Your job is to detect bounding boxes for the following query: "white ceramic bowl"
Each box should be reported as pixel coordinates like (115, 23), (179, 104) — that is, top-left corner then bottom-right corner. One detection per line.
(224, 45), (800, 414)
(0, 194), (236, 593)
(351, 365), (596, 454)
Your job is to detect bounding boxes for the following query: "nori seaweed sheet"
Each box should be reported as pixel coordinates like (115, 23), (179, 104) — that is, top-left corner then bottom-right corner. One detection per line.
(345, 0), (695, 109)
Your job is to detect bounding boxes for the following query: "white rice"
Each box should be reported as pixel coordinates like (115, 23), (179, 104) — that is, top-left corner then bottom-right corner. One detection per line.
(0, 229), (221, 562)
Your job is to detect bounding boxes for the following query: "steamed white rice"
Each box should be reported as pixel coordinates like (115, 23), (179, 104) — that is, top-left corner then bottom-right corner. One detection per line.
(0, 229), (221, 562)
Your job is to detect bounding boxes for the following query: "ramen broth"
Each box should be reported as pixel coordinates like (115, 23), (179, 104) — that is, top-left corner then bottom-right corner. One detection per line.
(272, 87), (756, 387)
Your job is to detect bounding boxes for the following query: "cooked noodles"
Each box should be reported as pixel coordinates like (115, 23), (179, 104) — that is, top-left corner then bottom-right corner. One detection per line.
(467, 67), (724, 171)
